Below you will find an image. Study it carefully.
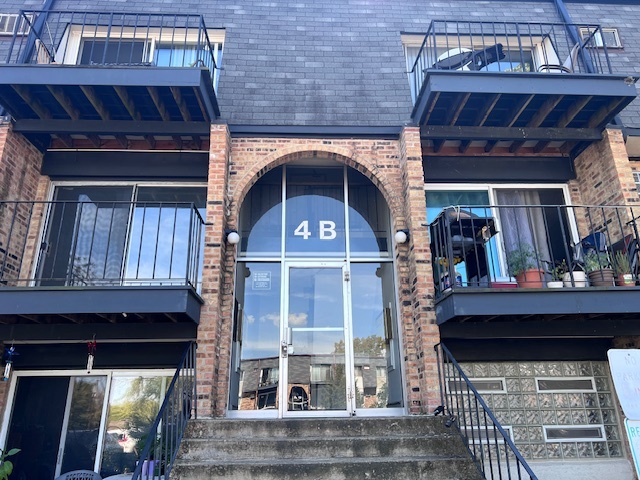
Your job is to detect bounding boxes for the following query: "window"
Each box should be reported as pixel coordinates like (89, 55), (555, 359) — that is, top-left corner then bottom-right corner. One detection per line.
(449, 378), (507, 394)
(633, 172), (640, 193)
(0, 13), (31, 36)
(580, 27), (621, 48)
(543, 425), (605, 442)
(536, 377), (595, 393)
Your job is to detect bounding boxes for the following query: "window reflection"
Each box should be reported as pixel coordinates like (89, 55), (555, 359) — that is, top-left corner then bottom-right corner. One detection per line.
(100, 376), (170, 478)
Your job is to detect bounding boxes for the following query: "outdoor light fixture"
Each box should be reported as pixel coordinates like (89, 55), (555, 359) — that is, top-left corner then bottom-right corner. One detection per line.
(225, 229), (240, 245)
(394, 229), (410, 244)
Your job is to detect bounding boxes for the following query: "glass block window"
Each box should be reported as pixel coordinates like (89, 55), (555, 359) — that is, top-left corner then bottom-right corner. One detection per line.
(460, 361), (623, 460)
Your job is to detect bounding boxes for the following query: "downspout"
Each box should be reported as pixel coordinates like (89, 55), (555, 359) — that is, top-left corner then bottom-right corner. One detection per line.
(553, 0), (622, 128)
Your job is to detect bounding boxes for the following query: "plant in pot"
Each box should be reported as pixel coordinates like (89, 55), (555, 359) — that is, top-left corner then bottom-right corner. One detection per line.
(507, 243), (545, 288)
(613, 250), (635, 287)
(547, 260), (567, 288)
(562, 262), (587, 287)
(585, 251), (615, 287)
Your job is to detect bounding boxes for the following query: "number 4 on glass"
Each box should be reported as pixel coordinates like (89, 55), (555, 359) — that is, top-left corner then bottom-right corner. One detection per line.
(294, 220), (337, 240)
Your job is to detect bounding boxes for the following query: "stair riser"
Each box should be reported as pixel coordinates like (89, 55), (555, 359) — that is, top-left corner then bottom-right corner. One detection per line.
(178, 436), (468, 461)
(171, 458), (483, 480)
(185, 418), (452, 440)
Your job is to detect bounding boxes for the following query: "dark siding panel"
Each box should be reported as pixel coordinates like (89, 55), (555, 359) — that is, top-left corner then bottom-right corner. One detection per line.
(42, 151), (208, 180)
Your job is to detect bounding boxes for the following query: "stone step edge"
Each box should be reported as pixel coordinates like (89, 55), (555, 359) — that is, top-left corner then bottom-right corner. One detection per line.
(174, 455), (473, 467)
(182, 433), (461, 443)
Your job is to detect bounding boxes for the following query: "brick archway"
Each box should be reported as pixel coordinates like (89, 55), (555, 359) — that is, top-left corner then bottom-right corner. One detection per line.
(229, 145), (402, 225)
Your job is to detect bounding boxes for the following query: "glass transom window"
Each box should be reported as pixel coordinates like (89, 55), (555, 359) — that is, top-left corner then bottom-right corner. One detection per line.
(239, 164), (391, 259)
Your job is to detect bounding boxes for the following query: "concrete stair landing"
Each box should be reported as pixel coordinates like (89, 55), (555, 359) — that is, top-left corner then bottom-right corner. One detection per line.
(171, 416), (483, 480)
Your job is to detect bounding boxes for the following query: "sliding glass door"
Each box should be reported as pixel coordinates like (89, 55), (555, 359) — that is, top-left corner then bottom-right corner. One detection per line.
(37, 185), (205, 287)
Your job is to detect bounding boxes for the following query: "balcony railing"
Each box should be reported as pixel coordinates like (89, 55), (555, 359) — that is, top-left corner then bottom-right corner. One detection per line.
(4, 10), (220, 83)
(409, 21), (613, 103)
(0, 200), (204, 289)
(430, 204), (640, 300)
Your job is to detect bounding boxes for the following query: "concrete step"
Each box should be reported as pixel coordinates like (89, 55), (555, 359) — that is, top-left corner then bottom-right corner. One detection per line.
(184, 416), (455, 439)
(171, 416), (482, 480)
(178, 434), (468, 461)
(171, 456), (483, 480)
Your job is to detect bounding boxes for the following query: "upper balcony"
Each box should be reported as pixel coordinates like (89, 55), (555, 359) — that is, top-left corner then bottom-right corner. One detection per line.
(430, 203), (640, 339)
(409, 21), (638, 157)
(0, 10), (221, 151)
(0, 199), (204, 338)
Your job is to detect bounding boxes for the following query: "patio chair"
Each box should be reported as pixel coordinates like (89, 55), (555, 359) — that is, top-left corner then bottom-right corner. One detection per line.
(54, 470), (102, 480)
(573, 231), (607, 266)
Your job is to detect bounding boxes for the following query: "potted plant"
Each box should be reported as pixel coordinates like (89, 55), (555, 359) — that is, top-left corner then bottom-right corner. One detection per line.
(585, 251), (615, 287)
(507, 243), (545, 288)
(562, 262), (587, 287)
(547, 260), (567, 288)
(614, 250), (635, 287)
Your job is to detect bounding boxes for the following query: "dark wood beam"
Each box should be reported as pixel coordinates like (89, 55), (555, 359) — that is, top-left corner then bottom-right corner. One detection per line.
(114, 86), (142, 121)
(558, 96), (593, 128)
(432, 139), (445, 153)
(144, 135), (157, 149)
(532, 96), (594, 153)
(80, 85), (110, 121)
(115, 134), (128, 148)
(170, 86), (192, 122)
(420, 91), (440, 125)
(14, 119), (210, 136)
(421, 125), (601, 142)
(476, 94), (501, 127)
(57, 134), (74, 148)
(11, 85), (52, 119)
(588, 97), (627, 129)
(46, 85), (80, 120)
(192, 87), (211, 122)
(147, 86), (171, 121)
(504, 94), (535, 127)
(87, 134), (101, 148)
(484, 140), (498, 153)
(458, 140), (472, 154)
(509, 95), (564, 153)
(191, 136), (202, 150)
(445, 93), (471, 126)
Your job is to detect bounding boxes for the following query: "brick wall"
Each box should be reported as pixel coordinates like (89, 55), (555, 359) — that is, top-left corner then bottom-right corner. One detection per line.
(200, 129), (440, 415)
(571, 128), (640, 245)
(0, 123), (44, 422)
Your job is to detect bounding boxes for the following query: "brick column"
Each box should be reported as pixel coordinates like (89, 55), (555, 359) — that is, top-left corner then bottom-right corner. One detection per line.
(0, 123), (43, 419)
(398, 126), (440, 414)
(198, 124), (233, 417)
(573, 128), (639, 207)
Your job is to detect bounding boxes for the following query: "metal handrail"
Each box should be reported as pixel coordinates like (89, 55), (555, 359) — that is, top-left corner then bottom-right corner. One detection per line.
(5, 10), (218, 81)
(409, 20), (612, 104)
(131, 341), (197, 480)
(435, 343), (538, 480)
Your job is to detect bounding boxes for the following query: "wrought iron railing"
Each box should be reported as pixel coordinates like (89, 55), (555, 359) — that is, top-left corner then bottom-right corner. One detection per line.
(409, 21), (612, 103)
(435, 343), (538, 480)
(132, 341), (197, 480)
(429, 204), (640, 299)
(4, 11), (220, 83)
(0, 200), (204, 289)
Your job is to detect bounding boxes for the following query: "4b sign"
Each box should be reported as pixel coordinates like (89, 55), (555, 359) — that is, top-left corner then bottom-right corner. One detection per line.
(294, 220), (337, 240)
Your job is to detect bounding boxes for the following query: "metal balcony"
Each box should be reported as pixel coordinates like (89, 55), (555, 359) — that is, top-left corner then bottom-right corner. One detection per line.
(429, 204), (640, 337)
(0, 200), (204, 331)
(409, 21), (637, 157)
(0, 11), (221, 151)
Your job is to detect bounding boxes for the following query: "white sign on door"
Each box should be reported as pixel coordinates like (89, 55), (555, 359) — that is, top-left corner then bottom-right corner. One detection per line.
(607, 349), (640, 420)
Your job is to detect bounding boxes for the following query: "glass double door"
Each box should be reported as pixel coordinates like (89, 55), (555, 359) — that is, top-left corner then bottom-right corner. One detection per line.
(230, 260), (403, 417)
(282, 262), (353, 416)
